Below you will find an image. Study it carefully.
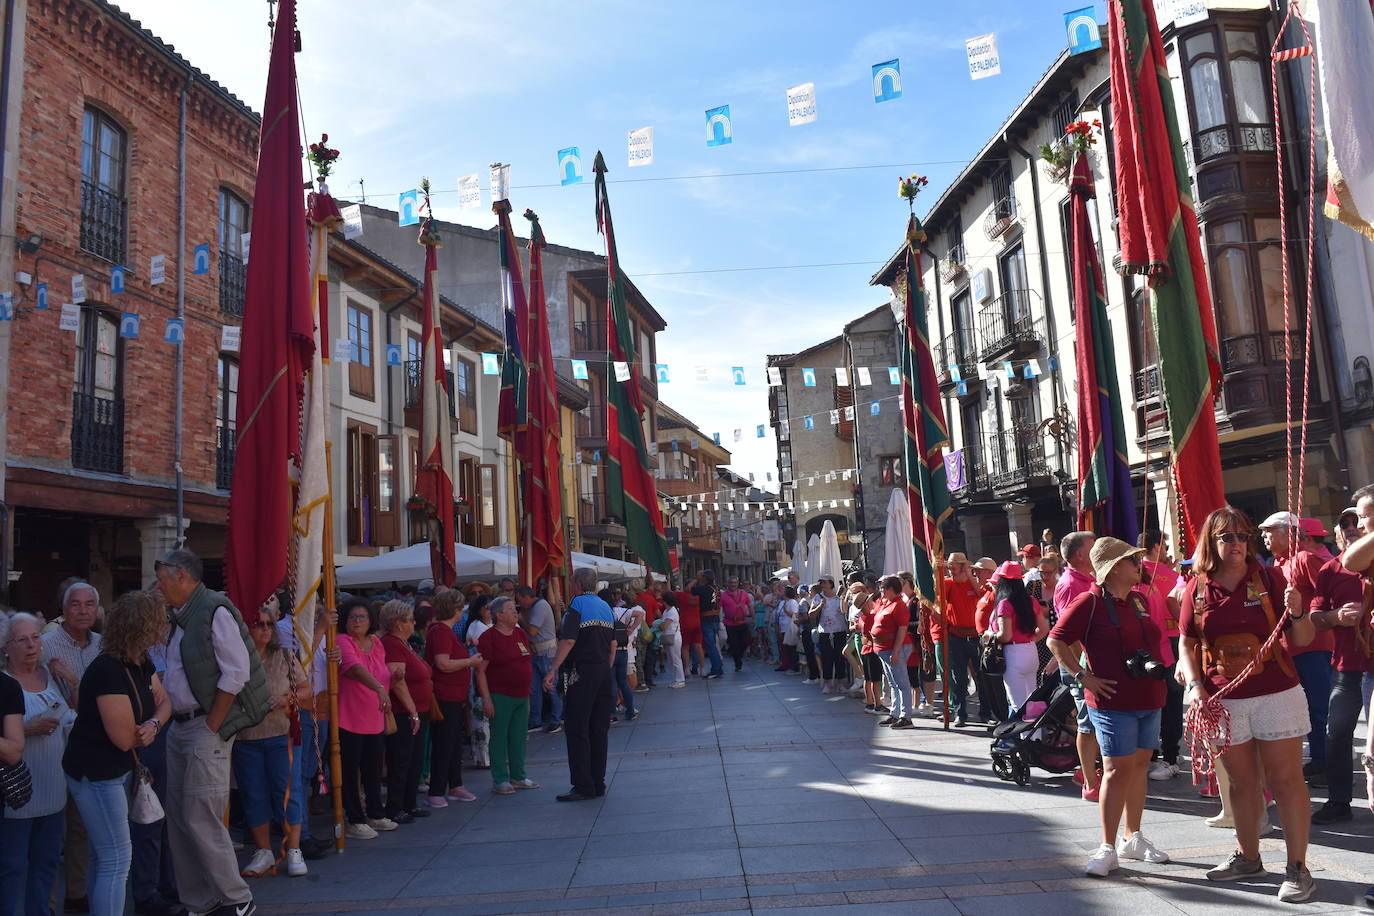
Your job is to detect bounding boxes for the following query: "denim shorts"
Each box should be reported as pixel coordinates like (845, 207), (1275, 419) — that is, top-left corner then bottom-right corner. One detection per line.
(1086, 705), (1162, 758)
(1058, 670), (1094, 734)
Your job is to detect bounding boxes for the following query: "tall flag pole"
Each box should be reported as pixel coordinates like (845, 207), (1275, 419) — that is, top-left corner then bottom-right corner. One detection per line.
(416, 179), (457, 586)
(1110, 0), (1225, 546)
(302, 168), (344, 849)
(592, 152), (671, 574)
(495, 201), (530, 443)
(227, 0), (313, 617)
(897, 174), (952, 729)
(524, 209), (568, 600)
(1068, 146), (1139, 544)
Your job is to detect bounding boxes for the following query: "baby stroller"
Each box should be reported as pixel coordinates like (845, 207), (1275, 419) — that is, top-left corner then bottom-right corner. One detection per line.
(990, 677), (1079, 787)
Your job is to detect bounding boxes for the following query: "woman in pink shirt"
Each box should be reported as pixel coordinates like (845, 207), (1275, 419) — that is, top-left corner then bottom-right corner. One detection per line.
(337, 597), (395, 840)
(720, 577), (752, 673)
(992, 563), (1049, 710)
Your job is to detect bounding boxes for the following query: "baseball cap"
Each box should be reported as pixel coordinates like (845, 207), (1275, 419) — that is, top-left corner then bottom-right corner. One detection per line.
(1257, 511), (1300, 531)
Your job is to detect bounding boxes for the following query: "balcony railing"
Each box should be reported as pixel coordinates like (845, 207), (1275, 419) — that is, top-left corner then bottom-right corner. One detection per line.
(935, 328), (979, 391)
(983, 197), (1018, 241)
(71, 392), (124, 474)
(949, 445), (989, 495)
(219, 252), (247, 317)
(978, 289), (1041, 361)
(216, 425), (237, 490)
(1133, 365), (1161, 403)
(80, 181), (126, 264)
(576, 404), (606, 439)
(1193, 124), (1276, 164)
(987, 426), (1049, 490)
(402, 359), (457, 423)
(571, 320), (608, 353)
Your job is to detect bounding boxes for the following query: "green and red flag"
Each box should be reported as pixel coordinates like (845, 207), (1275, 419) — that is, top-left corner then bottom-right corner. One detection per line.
(521, 209), (567, 588)
(227, 0), (313, 616)
(592, 152), (671, 574)
(898, 214), (952, 605)
(495, 199), (529, 442)
(1110, 0), (1224, 542)
(1069, 151), (1139, 544)
(416, 188), (457, 586)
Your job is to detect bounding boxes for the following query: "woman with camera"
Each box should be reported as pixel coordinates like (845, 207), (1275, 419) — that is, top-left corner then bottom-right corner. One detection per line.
(1048, 537), (1169, 878)
(1178, 506), (1315, 903)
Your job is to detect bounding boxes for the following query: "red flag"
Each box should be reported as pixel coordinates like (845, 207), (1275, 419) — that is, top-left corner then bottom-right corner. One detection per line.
(522, 210), (566, 587)
(227, 0), (313, 616)
(416, 203), (457, 586)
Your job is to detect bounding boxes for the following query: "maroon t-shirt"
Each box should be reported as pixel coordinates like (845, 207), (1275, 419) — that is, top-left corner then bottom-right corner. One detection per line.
(424, 622), (472, 704)
(1049, 588), (1166, 712)
(1312, 555), (1371, 673)
(1180, 562), (1300, 700)
(382, 633), (433, 714)
(1280, 550), (1335, 656)
(477, 626), (532, 699)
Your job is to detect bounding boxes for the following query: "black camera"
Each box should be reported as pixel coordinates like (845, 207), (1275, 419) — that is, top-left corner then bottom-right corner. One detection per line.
(1124, 649), (1167, 680)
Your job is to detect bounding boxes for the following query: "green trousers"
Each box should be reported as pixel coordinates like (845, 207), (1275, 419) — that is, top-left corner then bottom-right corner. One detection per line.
(489, 693), (529, 785)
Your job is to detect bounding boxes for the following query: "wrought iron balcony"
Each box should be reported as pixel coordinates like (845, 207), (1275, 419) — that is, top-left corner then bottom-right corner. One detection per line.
(978, 289), (1041, 361)
(941, 259), (967, 285)
(983, 196), (1018, 241)
(71, 392), (123, 474)
(1192, 124), (1276, 165)
(1133, 365), (1161, 404)
(80, 181), (126, 264)
(949, 445), (989, 496)
(987, 426), (1049, 491)
(403, 359), (457, 423)
(571, 320), (608, 354)
(219, 252), (247, 317)
(935, 328), (980, 392)
(216, 425), (236, 490)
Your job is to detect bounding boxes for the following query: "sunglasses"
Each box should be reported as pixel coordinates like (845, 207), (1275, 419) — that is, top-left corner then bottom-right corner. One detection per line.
(1215, 532), (1251, 544)
(250, 620), (273, 630)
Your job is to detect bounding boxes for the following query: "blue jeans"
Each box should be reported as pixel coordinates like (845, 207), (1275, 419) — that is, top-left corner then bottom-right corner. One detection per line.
(1326, 670), (1365, 806)
(877, 644), (914, 718)
(66, 773), (131, 916)
(1293, 651), (1333, 765)
(529, 654), (563, 726)
(701, 619), (724, 676)
(611, 649), (635, 717)
(130, 725), (176, 903)
(232, 734), (303, 829)
(0, 810), (64, 916)
(938, 636), (978, 721)
(297, 710), (323, 843)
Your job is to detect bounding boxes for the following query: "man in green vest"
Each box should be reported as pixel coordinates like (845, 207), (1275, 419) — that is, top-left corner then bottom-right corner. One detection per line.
(156, 549), (270, 916)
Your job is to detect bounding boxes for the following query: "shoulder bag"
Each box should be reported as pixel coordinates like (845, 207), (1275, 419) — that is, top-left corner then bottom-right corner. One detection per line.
(123, 667), (165, 825)
(978, 630), (1005, 675)
(0, 758), (32, 811)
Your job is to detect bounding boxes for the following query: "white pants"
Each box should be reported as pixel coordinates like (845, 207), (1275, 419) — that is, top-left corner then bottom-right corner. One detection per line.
(664, 637), (685, 685)
(1004, 642), (1039, 712)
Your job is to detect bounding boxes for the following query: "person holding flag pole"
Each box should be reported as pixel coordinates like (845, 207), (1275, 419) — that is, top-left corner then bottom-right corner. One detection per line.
(895, 175), (954, 730)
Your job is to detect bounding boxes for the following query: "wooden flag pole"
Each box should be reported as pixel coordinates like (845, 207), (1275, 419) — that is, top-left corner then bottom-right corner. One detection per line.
(322, 439), (345, 851)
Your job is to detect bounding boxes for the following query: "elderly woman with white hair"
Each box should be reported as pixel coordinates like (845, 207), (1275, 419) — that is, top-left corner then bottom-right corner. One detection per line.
(1, 611), (75, 914)
(380, 599), (433, 821)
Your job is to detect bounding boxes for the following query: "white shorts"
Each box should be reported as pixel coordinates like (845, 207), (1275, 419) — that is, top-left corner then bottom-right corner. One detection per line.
(1219, 684), (1311, 746)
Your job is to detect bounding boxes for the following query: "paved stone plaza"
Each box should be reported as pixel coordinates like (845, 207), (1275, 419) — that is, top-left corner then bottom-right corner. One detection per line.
(252, 662), (1374, 915)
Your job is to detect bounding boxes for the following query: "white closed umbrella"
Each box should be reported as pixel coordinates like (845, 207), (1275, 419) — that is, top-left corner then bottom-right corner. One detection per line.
(335, 542), (501, 588)
(882, 489), (915, 576)
(790, 537), (808, 581)
(803, 533), (822, 585)
(816, 521), (843, 584)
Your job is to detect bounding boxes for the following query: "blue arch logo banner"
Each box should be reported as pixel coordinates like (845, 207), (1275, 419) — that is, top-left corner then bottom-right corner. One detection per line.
(35, 282), (47, 310)
(110, 265), (125, 295)
(1064, 7), (1101, 55)
(398, 190), (419, 226)
(558, 147), (583, 186)
(164, 318), (184, 344)
(872, 59), (901, 103)
(119, 313), (140, 339)
(192, 244), (210, 275)
(706, 105), (733, 147)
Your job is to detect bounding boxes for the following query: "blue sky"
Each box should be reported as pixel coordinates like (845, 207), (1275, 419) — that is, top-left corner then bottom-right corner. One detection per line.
(116, 0), (1104, 485)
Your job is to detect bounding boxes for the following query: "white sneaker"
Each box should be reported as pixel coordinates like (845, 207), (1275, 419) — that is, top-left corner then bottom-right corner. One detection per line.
(1085, 843), (1119, 877)
(1205, 812), (1234, 829)
(670, 681), (686, 689)
(240, 847), (276, 878)
(822, 684), (833, 694)
(1117, 832), (1170, 864)
(284, 847), (307, 877)
(346, 822), (378, 840)
(803, 678), (819, 684)
(367, 817), (398, 832)
(1148, 760), (1178, 781)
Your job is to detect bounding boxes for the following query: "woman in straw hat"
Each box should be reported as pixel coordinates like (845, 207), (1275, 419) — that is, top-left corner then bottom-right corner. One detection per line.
(1048, 536), (1169, 879)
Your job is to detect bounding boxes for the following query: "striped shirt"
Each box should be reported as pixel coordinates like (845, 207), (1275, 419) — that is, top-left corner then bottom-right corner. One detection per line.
(39, 626), (102, 678)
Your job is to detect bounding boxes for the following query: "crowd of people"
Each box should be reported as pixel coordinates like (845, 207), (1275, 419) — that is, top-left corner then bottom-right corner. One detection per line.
(3, 492), (1374, 912)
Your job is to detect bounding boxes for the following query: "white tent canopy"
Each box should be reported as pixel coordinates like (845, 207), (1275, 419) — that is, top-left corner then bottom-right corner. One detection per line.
(483, 545), (647, 582)
(335, 542), (511, 589)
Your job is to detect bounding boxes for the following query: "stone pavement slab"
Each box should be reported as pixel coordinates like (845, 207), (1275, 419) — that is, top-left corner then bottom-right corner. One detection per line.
(247, 659), (1374, 915)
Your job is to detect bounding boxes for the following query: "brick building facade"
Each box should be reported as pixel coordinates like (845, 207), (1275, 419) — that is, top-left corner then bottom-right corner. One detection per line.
(2, 0), (260, 608)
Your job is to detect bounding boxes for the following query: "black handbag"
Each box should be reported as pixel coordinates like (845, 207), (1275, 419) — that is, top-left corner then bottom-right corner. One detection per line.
(978, 631), (1006, 676)
(0, 758), (33, 810)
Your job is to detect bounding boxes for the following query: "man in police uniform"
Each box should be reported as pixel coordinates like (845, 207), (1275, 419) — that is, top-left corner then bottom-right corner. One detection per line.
(543, 567), (617, 801)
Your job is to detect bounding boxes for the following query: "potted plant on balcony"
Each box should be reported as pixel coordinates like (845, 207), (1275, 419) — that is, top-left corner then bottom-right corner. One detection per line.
(941, 255), (966, 284)
(1040, 119), (1101, 184)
